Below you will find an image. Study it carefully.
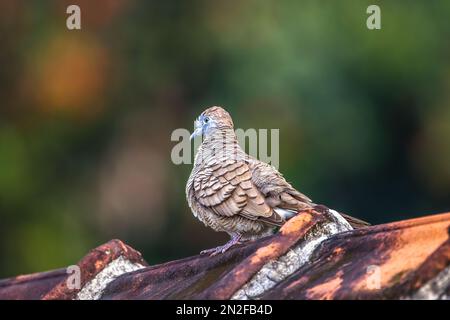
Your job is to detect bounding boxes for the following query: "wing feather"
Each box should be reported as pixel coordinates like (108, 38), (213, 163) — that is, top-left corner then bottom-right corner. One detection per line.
(193, 160), (284, 224)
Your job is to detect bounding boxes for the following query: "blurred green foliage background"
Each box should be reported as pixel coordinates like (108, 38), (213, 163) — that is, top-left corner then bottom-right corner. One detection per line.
(0, 0), (449, 278)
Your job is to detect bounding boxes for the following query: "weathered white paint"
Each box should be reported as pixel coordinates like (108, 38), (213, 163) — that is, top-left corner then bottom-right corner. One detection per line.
(407, 266), (450, 300)
(76, 256), (145, 300)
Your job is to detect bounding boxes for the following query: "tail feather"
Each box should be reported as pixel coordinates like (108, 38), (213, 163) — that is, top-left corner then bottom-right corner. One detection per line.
(313, 204), (370, 229)
(274, 207), (297, 220)
(338, 212), (371, 229)
(262, 203), (370, 230)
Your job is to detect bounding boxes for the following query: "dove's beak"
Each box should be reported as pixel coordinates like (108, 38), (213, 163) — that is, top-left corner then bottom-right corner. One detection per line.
(190, 122), (203, 140)
(190, 129), (202, 140)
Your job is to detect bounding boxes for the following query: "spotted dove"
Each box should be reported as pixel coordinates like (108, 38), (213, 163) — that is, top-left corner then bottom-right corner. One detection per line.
(186, 106), (369, 256)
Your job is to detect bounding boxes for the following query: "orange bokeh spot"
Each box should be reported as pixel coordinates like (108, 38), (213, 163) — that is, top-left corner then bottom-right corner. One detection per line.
(29, 34), (110, 119)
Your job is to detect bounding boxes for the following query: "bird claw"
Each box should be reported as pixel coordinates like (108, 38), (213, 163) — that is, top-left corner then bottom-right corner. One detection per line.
(200, 236), (242, 256)
(200, 247), (223, 257)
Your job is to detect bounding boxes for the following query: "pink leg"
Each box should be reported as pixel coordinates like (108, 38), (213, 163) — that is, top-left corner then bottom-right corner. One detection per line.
(200, 234), (242, 256)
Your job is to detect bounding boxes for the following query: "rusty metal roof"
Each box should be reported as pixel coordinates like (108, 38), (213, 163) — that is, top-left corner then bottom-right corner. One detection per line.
(1, 211), (449, 300)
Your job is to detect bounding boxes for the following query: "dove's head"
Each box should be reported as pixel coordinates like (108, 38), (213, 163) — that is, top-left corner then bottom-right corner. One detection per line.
(190, 106), (234, 139)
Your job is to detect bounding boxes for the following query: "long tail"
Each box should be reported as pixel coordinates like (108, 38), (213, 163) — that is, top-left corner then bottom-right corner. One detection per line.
(313, 204), (370, 229)
(274, 203), (370, 229)
(338, 212), (370, 228)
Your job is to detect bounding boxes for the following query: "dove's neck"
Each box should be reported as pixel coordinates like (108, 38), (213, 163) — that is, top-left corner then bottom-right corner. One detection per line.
(194, 128), (246, 167)
(203, 127), (236, 144)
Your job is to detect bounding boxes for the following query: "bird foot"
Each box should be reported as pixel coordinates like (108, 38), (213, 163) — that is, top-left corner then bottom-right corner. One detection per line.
(200, 235), (242, 257)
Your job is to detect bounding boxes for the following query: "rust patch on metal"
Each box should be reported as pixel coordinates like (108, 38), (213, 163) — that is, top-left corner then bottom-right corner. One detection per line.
(249, 243), (283, 265)
(385, 227), (450, 298)
(280, 210), (314, 236)
(305, 271), (344, 300)
(0, 269), (67, 300)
